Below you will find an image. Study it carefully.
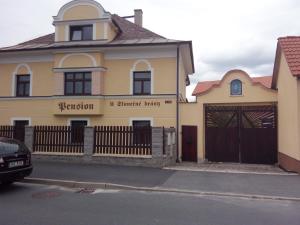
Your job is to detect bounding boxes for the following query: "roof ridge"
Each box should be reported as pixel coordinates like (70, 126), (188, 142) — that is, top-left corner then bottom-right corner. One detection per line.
(278, 36), (300, 40)
(111, 14), (165, 40)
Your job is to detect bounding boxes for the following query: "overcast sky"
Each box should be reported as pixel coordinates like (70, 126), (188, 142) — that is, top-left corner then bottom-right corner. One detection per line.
(1, 0), (300, 99)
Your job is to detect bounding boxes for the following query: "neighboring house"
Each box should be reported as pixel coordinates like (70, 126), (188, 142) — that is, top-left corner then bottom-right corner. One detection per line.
(179, 36), (300, 173)
(180, 70), (278, 165)
(0, 1), (194, 135)
(272, 36), (300, 173)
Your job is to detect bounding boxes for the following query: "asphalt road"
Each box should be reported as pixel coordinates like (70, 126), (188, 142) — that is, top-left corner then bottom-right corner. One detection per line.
(31, 161), (300, 198)
(1, 183), (300, 225)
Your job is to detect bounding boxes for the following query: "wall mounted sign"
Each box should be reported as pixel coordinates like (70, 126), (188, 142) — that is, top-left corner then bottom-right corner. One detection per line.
(109, 100), (162, 107)
(53, 99), (103, 115)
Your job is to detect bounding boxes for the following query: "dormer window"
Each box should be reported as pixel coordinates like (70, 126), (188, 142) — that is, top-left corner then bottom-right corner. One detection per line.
(70, 25), (93, 41)
(230, 79), (242, 96)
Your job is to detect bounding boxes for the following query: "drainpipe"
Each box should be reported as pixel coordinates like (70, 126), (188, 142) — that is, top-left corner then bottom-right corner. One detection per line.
(176, 44), (180, 163)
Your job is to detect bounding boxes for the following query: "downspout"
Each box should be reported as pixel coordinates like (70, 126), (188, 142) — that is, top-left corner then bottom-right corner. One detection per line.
(176, 44), (180, 163)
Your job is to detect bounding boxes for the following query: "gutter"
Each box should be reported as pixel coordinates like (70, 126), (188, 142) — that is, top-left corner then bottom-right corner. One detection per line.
(0, 41), (193, 54)
(176, 44), (180, 162)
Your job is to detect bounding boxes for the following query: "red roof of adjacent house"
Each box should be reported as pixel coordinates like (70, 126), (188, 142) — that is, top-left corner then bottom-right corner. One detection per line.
(192, 75), (272, 96)
(278, 36), (300, 77)
(0, 14), (174, 52)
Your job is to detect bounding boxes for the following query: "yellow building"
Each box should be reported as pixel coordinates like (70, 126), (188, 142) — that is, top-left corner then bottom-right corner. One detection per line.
(0, 1), (193, 134)
(1, 0), (300, 172)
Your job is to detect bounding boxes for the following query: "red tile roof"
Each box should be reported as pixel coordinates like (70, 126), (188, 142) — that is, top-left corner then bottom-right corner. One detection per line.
(278, 36), (300, 77)
(192, 75), (272, 96)
(0, 14), (168, 52)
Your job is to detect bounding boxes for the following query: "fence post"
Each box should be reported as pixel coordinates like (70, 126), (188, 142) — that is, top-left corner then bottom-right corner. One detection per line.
(151, 127), (164, 158)
(24, 126), (34, 152)
(84, 127), (94, 160)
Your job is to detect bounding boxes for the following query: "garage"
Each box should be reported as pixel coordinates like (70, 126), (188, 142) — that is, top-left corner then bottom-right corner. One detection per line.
(205, 105), (277, 164)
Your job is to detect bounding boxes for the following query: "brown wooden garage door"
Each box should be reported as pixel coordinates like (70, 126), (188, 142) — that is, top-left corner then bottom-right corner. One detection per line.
(205, 105), (277, 164)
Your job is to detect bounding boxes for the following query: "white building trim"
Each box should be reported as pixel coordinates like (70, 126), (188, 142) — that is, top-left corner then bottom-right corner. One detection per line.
(129, 117), (154, 126)
(105, 48), (177, 60)
(67, 117), (91, 126)
(93, 23), (97, 40)
(0, 54), (53, 64)
(58, 53), (97, 68)
(10, 117), (32, 126)
(12, 64), (33, 97)
(53, 0), (110, 21)
(65, 25), (69, 41)
(130, 59), (154, 95)
(104, 22), (108, 39)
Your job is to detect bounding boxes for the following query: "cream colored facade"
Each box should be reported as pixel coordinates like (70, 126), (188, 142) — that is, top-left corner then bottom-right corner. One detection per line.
(0, 0), (193, 131)
(180, 70), (277, 162)
(271, 46), (300, 173)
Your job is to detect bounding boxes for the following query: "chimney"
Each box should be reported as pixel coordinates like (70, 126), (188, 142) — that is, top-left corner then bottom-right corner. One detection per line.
(134, 9), (143, 27)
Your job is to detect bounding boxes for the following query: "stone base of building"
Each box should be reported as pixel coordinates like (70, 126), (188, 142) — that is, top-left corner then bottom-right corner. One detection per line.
(32, 154), (177, 168)
(278, 152), (300, 173)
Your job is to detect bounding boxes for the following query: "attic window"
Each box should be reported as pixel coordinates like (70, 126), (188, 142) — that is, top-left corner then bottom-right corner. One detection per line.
(230, 79), (242, 95)
(70, 25), (93, 41)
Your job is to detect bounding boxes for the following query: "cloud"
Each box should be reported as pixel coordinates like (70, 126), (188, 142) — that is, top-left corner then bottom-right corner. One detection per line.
(1, 0), (300, 100)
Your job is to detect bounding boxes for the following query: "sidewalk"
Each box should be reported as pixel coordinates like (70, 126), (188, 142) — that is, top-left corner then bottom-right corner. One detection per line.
(27, 160), (300, 200)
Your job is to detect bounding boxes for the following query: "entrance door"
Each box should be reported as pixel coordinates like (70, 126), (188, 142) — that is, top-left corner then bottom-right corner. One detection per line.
(13, 120), (29, 142)
(205, 105), (277, 164)
(70, 120), (87, 143)
(182, 126), (197, 162)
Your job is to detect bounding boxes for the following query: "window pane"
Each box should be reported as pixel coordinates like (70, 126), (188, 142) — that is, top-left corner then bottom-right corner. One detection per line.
(24, 83), (30, 96)
(72, 30), (82, 41)
(65, 82), (73, 94)
(134, 72), (150, 79)
(143, 81), (151, 94)
(83, 26), (93, 40)
(231, 80), (242, 95)
(17, 84), (24, 96)
(84, 81), (91, 94)
(66, 73), (73, 80)
(75, 73), (83, 80)
(75, 81), (83, 94)
(134, 81), (142, 94)
(84, 72), (91, 80)
(19, 75), (30, 82)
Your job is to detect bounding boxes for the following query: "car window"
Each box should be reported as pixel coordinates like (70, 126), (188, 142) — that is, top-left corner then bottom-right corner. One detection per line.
(0, 142), (19, 153)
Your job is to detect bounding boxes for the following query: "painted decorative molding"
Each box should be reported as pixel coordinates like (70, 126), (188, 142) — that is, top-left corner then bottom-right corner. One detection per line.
(10, 117), (32, 126)
(105, 48), (177, 60)
(67, 117), (91, 126)
(0, 54), (53, 64)
(12, 64), (33, 97)
(53, 67), (106, 73)
(53, 0), (111, 21)
(130, 59), (154, 95)
(58, 53), (98, 68)
(129, 117), (154, 126)
(93, 23), (96, 40)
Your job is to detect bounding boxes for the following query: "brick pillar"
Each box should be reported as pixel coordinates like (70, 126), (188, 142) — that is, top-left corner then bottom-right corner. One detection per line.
(84, 127), (94, 159)
(151, 127), (164, 158)
(24, 126), (34, 152)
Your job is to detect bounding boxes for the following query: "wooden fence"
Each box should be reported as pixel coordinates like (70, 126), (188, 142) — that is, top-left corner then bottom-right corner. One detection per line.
(0, 125), (15, 139)
(33, 126), (84, 154)
(94, 126), (152, 156)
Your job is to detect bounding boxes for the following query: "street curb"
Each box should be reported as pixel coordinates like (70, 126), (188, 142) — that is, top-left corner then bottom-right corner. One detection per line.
(163, 167), (297, 176)
(23, 177), (300, 202)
